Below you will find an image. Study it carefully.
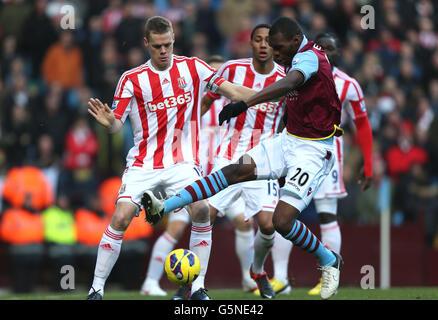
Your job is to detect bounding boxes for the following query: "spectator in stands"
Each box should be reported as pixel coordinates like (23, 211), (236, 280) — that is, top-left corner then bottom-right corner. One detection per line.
(58, 116), (99, 208)
(41, 30), (84, 90)
(114, 2), (146, 54)
(20, 0), (58, 79)
(35, 84), (70, 157)
(0, 166), (54, 293)
(41, 194), (77, 291)
(385, 120), (429, 183)
(100, 0), (124, 35)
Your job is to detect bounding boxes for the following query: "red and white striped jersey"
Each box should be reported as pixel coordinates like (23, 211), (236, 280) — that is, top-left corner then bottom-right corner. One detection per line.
(332, 67), (367, 124)
(209, 58), (286, 162)
(111, 55), (225, 169)
(199, 96), (227, 175)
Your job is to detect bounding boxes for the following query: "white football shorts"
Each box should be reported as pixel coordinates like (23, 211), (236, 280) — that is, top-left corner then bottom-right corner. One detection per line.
(313, 136), (347, 200)
(117, 163), (203, 215)
(246, 130), (335, 212)
(208, 158), (280, 221)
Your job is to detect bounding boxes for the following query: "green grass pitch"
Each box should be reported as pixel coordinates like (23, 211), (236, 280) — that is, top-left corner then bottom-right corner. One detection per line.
(2, 287), (438, 300)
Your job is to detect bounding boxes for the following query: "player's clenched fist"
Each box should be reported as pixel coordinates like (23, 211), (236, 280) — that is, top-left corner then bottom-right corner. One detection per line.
(87, 98), (115, 128)
(218, 101), (249, 125)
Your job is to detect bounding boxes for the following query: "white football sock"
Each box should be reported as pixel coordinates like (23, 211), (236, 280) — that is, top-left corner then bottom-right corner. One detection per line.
(252, 229), (275, 275)
(320, 221), (341, 254)
(235, 229), (254, 280)
(89, 225), (124, 296)
(144, 232), (177, 286)
(271, 231), (293, 283)
(189, 221), (212, 293)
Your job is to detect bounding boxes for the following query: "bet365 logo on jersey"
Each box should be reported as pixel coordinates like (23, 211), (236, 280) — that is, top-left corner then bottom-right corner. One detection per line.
(249, 102), (277, 113)
(148, 92), (192, 112)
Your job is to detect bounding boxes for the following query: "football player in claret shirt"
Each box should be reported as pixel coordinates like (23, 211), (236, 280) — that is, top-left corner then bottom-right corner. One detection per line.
(309, 33), (374, 296)
(200, 24), (287, 299)
(267, 32), (374, 296)
(142, 17), (344, 299)
(86, 16), (255, 300)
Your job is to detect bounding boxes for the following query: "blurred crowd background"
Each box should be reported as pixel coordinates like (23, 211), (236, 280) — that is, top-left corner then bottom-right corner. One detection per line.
(0, 0), (437, 293)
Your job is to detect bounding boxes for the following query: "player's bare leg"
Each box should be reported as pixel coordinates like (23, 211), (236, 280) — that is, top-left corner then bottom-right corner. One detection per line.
(273, 200), (343, 299)
(87, 202), (137, 299)
(141, 154), (257, 223)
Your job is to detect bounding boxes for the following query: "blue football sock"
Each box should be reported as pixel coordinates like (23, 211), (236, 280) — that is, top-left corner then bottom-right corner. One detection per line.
(163, 169), (228, 214)
(284, 220), (336, 267)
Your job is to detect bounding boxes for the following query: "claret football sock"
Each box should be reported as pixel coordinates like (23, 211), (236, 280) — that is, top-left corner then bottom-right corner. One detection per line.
(285, 220), (335, 267)
(163, 169), (229, 214)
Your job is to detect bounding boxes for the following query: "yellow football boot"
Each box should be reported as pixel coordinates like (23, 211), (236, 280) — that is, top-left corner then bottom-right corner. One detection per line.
(307, 278), (322, 295)
(254, 278), (291, 296)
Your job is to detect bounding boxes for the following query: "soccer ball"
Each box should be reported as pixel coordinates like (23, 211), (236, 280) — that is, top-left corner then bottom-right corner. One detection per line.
(164, 249), (201, 285)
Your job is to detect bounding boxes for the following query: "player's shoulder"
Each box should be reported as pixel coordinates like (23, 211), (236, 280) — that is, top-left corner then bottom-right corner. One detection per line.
(119, 62), (149, 80)
(273, 62), (286, 76)
(333, 67), (357, 84)
(221, 58), (252, 69)
(178, 55), (209, 65)
(333, 67), (364, 97)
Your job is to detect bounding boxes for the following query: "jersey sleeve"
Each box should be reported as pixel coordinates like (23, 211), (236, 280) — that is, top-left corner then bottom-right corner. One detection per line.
(112, 74), (134, 123)
(289, 50), (319, 83)
(194, 58), (226, 93)
(206, 62), (230, 100)
(344, 79), (367, 120)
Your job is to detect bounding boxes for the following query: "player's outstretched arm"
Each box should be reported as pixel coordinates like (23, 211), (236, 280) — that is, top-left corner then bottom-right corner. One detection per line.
(245, 70), (304, 107)
(216, 80), (257, 103)
(88, 98), (123, 133)
(218, 70), (304, 125)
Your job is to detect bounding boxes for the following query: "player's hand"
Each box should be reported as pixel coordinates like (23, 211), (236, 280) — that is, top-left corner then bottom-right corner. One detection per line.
(88, 98), (115, 128)
(357, 166), (373, 191)
(218, 101), (249, 125)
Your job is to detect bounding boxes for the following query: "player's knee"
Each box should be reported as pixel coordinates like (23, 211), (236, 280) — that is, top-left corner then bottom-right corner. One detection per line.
(272, 212), (293, 237)
(111, 213), (132, 231)
(221, 155), (257, 184)
(256, 212), (275, 235)
(167, 221), (188, 240)
(233, 215), (252, 232)
(190, 202), (210, 222)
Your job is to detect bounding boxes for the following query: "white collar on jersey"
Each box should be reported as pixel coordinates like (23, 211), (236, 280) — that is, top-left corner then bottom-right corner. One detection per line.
(249, 57), (279, 77)
(147, 54), (174, 73)
(298, 35), (308, 52)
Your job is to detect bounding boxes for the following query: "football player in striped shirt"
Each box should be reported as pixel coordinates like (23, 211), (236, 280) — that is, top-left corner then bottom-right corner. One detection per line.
(142, 17), (345, 299)
(139, 56), (252, 299)
(86, 16), (256, 300)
